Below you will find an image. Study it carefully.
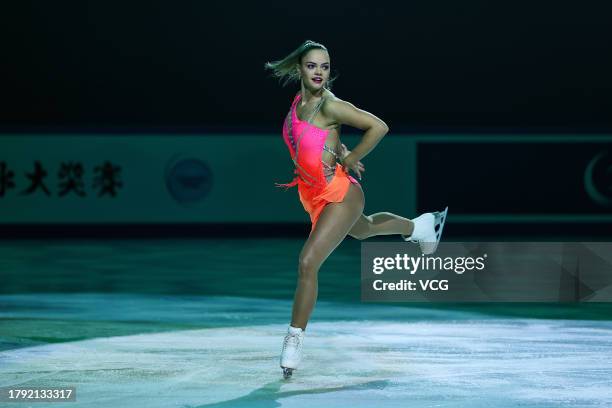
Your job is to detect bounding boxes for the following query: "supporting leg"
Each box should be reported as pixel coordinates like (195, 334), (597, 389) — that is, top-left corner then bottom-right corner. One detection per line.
(290, 184), (365, 330)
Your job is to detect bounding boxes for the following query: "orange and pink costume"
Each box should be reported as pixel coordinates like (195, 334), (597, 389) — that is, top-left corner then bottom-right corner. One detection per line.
(275, 92), (360, 233)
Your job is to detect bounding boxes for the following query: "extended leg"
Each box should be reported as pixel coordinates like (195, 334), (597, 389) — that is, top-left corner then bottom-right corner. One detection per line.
(348, 212), (414, 240)
(290, 183), (365, 330)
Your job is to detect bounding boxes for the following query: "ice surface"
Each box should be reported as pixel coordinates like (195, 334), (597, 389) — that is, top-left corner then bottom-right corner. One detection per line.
(1, 294), (611, 407)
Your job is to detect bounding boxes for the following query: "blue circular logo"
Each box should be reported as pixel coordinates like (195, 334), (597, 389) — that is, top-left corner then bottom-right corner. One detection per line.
(165, 156), (213, 205)
(584, 151), (612, 207)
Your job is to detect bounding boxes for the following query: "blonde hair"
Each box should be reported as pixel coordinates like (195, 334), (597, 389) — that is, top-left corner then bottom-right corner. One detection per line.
(264, 40), (338, 90)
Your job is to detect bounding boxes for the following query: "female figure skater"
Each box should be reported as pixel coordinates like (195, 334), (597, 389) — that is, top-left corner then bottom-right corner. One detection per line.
(265, 40), (448, 379)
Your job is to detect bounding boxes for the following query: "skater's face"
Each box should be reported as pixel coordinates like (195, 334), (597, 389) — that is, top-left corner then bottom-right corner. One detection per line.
(297, 49), (330, 91)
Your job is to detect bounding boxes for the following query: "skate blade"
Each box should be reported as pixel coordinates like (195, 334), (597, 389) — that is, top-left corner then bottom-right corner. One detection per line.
(421, 206), (448, 255)
(282, 367), (294, 379)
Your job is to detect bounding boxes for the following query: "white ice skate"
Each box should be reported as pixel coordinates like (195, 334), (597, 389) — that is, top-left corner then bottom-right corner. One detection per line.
(280, 326), (304, 379)
(402, 206), (448, 255)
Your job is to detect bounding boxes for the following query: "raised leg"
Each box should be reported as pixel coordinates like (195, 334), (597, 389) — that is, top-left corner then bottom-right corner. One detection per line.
(290, 183), (365, 330)
(348, 212), (415, 240)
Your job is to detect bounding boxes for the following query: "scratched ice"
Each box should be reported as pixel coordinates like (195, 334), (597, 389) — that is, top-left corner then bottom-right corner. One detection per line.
(1, 294), (611, 407)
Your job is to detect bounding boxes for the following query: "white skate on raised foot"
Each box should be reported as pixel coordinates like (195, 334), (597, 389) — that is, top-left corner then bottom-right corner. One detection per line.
(402, 206), (449, 255)
(280, 326), (304, 379)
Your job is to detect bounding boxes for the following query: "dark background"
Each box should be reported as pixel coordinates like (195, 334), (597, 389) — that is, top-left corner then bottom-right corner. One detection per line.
(418, 142), (612, 211)
(2, 1), (611, 133)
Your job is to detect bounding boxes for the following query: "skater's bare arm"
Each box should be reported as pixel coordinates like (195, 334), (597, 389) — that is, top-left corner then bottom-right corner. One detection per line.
(322, 98), (388, 167)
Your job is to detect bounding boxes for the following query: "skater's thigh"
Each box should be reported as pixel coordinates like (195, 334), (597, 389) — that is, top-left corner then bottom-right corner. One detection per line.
(348, 213), (371, 239)
(299, 183), (365, 267)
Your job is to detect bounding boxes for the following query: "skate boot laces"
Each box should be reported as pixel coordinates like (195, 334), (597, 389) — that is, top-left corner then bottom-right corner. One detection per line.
(283, 332), (303, 349)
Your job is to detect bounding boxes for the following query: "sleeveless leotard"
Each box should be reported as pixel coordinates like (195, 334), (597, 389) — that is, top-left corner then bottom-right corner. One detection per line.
(275, 92), (360, 234)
